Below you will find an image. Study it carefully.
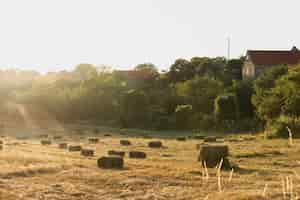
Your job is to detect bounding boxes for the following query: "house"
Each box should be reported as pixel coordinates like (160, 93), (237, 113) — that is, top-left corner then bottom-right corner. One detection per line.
(242, 46), (300, 79)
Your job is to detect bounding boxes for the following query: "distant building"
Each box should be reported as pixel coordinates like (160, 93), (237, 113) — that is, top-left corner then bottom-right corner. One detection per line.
(242, 46), (300, 79)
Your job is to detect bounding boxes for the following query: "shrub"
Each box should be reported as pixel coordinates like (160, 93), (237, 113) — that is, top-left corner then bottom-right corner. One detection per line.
(214, 93), (237, 121)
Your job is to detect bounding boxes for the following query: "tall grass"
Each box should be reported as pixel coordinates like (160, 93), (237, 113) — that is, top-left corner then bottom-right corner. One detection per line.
(287, 126), (293, 147)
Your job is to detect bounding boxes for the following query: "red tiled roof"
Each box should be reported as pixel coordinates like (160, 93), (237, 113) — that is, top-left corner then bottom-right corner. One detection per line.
(247, 47), (300, 66)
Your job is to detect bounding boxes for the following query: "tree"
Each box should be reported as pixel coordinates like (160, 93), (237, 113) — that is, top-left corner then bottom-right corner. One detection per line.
(252, 65), (288, 122)
(176, 76), (224, 114)
(168, 59), (193, 83)
(225, 58), (244, 80)
(74, 63), (97, 81)
(120, 90), (149, 128)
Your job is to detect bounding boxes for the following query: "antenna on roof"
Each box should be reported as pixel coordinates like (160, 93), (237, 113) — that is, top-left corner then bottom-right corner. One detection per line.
(227, 36), (231, 60)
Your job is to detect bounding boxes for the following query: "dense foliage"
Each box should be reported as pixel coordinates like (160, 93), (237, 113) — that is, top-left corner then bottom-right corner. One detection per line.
(252, 65), (300, 137)
(1, 56), (289, 134)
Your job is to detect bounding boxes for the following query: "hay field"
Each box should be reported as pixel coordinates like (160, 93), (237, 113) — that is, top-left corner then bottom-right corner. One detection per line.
(0, 129), (299, 200)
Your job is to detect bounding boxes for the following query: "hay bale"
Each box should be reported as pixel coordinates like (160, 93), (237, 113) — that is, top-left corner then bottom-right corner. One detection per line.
(97, 156), (123, 169)
(193, 135), (205, 140)
(243, 136), (256, 141)
(68, 145), (82, 152)
(88, 137), (99, 144)
(81, 149), (94, 157)
(120, 140), (131, 146)
(198, 144), (230, 168)
(108, 150), (125, 157)
(142, 134), (152, 139)
(227, 138), (243, 142)
(39, 134), (49, 138)
(196, 143), (205, 150)
(16, 136), (29, 140)
(129, 151), (146, 159)
(58, 143), (68, 149)
(53, 136), (63, 140)
(204, 136), (217, 142)
(176, 137), (186, 141)
(148, 141), (162, 148)
(41, 140), (51, 145)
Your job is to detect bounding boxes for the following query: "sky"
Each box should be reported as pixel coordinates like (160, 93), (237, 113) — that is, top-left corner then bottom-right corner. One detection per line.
(0, 0), (299, 73)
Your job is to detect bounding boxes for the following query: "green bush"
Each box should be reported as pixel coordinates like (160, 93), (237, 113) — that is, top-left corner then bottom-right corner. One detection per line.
(214, 93), (237, 121)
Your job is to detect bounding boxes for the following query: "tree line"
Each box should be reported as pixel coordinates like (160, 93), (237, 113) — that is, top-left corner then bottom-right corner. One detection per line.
(0, 57), (298, 136)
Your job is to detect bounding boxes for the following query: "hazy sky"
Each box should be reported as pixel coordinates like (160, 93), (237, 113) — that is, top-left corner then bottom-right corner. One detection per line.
(0, 0), (299, 72)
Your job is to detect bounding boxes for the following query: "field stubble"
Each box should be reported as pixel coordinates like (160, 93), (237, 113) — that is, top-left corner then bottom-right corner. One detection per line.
(0, 130), (299, 199)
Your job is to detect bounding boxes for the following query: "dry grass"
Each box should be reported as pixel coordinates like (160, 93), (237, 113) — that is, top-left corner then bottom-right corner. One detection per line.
(0, 128), (300, 199)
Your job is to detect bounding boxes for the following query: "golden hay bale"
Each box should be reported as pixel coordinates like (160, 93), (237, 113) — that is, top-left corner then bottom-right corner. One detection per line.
(176, 137), (186, 141)
(120, 140), (131, 146)
(108, 150), (125, 157)
(58, 143), (68, 149)
(81, 149), (94, 157)
(68, 145), (82, 152)
(41, 140), (51, 145)
(204, 136), (217, 142)
(88, 137), (99, 144)
(97, 156), (124, 169)
(148, 141), (162, 148)
(129, 151), (146, 159)
(198, 144), (230, 168)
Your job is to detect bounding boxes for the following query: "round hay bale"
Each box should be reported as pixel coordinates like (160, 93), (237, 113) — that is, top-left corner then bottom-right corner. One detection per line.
(148, 141), (162, 148)
(129, 151), (146, 159)
(204, 136), (217, 143)
(176, 137), (186, 141)
(41, 140), (51, 145)
(198, 144), (230, 168)
(68, 145), (82, 152)
(120, 140), (131, 146)
(58, 143), (68, 149)
(88, 137), (99, 144)
(97, 156), (123, 169)
(108, 150), (125, 157)
(81, 149), (94, 157)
